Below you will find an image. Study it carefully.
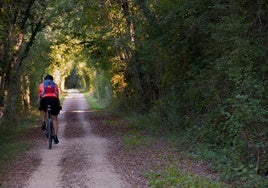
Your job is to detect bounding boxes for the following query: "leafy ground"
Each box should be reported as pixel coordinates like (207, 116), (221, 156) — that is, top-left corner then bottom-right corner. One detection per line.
(0, 110), (229, 187)
(0, 125), (43, 187)
(88, 111), (229, 187)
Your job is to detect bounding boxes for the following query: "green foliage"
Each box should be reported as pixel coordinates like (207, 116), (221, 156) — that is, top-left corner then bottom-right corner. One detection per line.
(122, 135), (154, 149)
(65, 66), (82, 89)
(128, 113), (162, 135)
(0, 141), (31, 168)
(132, 0), (267, 183)
(0, 0), (267, 186)
(0, 111), (38, 168)
(85, 93), (106, 111)
(145, 166), (228, 188)
(190, 143), (268, 188)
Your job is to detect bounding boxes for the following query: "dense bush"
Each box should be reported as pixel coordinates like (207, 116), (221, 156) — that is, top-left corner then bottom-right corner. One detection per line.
(108, 0), (267, 185)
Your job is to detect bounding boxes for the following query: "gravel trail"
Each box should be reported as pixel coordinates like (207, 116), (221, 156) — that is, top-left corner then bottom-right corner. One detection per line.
(25, 89), (129, 188)
(0, 89), (219, 188)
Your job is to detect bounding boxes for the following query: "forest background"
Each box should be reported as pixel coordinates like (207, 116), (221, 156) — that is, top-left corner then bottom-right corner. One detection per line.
(0, 0), (267, 187)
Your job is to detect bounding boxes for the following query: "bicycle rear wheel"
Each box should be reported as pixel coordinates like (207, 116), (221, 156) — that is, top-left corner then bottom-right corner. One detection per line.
(48, 119), (53, 149)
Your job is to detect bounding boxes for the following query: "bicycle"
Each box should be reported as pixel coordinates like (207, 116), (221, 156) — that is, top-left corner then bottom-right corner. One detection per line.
(46, 104), (55, 149)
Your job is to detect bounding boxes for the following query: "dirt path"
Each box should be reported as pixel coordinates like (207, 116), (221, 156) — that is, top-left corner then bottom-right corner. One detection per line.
(25, 89), (130, 188)
(0, 89), (220, 188)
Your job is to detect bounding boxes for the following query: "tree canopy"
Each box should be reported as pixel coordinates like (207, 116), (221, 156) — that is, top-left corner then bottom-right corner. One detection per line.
(0, 0), (267, 186)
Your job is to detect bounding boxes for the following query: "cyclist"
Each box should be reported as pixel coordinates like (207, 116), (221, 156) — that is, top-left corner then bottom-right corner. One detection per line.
(38, 74), (61, 144)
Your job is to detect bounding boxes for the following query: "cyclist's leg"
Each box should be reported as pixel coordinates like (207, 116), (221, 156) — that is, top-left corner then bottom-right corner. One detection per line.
(42, 111), (47, 122)
(40, 98), (47, 130)
(51, 115), (58, 135)
(50, 97), (60, 144)
(51, 115), (59, 144)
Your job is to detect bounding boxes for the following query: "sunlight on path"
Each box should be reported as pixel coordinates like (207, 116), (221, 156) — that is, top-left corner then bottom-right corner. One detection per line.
(25, 148), (63, 188)
(24, 102), (66, 188)
(24, 89), (129, 188)
(61, 89), (130, 188)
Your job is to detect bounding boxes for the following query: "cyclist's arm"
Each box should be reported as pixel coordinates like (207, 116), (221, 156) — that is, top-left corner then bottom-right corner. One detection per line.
(55, 84), (59, 98)
(38, 83), (44, 99)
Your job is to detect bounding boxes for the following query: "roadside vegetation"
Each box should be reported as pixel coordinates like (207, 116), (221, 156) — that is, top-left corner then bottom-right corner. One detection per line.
(1, 1), (267, 187)
(87, 94), (267, 188)
(0, 111), (39, 168)
(0, 94), (65, 170)
(145, 167), (226, 188)
(123, 113), (267, 188)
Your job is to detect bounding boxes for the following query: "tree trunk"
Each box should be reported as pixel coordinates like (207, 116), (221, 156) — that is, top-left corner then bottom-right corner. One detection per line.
(0, 0), (44, 124)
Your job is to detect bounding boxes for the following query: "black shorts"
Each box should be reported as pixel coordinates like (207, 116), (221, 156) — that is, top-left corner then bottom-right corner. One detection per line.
(40, 97), (60, 116)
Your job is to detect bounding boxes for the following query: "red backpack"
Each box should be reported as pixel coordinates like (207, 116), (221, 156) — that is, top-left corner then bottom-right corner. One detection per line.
(42, 80), (57, 97)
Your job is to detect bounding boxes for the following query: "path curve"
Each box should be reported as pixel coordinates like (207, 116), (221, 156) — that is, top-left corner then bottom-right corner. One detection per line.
(25, 89), (129, 188)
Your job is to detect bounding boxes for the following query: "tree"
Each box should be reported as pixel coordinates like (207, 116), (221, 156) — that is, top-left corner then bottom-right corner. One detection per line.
(0, 0), (56, 123)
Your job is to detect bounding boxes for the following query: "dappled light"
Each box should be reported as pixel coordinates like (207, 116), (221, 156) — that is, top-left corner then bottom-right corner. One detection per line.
(0, 0), (267, 187)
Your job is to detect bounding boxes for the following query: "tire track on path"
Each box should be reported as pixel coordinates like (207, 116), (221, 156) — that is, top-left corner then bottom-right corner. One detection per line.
(25, 89), (129, 188)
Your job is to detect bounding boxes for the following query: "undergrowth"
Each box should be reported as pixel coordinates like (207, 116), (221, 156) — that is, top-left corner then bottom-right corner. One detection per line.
(84, 93), (106, 111)
(132, 112), (268, 188)
(145, 166), (228, 188)
(0, 110), (39, 168)
(122, 134), (154, 149)
(86, 95), (230, 187)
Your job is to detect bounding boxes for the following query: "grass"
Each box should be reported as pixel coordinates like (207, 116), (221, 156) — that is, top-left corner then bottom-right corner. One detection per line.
(0, 141), (31, 167)
(102, 119), (123, 127)
(84, 93), (106, 111)
(145, 166), (229, 188)
(122, 134), (154, 148)
(85, 95), (233, 187)
(0, 110), (39, 168)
